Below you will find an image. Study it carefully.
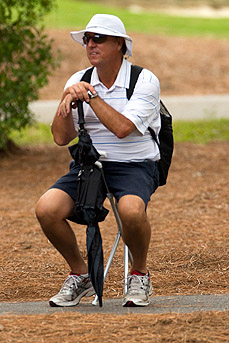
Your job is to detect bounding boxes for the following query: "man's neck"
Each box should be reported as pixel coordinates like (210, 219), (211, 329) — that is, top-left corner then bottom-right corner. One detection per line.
(97, 57), (123, 89)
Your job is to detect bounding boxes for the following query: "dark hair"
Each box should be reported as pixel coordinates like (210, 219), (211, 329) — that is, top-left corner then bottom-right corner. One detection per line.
(122, 41), (127, 55)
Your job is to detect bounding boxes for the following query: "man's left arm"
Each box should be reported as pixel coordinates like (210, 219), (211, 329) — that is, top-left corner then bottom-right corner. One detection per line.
(89, 74), (160, 139)
(89, 96), (136, 139)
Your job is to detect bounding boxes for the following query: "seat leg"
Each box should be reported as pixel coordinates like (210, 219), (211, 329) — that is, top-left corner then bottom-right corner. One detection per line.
(124, 244), (129, 295)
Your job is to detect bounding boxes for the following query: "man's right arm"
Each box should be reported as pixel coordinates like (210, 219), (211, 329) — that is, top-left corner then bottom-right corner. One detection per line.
(51, 80), (97, 145)
(51, 99), (78, 146)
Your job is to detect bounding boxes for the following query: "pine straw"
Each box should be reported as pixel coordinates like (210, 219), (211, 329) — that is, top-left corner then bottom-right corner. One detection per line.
(0, 311), (229, 343)
(0, 142), (228, 303)
(0, 142), (228, 342)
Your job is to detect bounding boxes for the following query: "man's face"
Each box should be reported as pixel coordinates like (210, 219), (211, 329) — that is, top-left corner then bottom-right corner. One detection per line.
(84, 32), (123, 68)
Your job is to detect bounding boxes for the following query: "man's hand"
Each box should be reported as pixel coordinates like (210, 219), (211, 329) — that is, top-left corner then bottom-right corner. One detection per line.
(58, 81), (97, 118)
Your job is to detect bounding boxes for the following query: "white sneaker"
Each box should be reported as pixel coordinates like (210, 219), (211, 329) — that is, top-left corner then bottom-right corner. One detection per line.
(122, 271), (153, 307)
(49, 274), (95, 307)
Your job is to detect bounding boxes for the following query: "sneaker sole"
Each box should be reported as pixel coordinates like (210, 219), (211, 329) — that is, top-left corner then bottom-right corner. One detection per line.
(49, 287), (95, 307)
(122, 300), (150, 307)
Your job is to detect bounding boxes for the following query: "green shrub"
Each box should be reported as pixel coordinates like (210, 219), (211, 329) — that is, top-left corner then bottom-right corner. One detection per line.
(0, 0), (59, 150)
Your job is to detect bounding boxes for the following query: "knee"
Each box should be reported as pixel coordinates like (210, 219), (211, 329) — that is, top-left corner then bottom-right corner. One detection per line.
(118, 195), (146, 224)
(35, 195), (54, 224)
(35, 189), (74, 225)
(35, 191), (61, 226)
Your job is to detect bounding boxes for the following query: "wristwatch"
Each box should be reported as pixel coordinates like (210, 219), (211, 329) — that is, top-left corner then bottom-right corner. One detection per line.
(88, 90), (98, 100)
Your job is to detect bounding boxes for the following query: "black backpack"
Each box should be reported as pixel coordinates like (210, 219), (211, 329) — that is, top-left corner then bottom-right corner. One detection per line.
(81, 65), (174, 186)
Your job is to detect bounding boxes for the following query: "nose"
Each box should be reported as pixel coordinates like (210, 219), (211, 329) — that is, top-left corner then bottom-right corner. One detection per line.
(87, 37), (96, 47)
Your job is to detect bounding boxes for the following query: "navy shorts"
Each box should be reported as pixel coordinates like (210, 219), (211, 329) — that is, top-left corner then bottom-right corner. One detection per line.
(50, 160), (159, 207)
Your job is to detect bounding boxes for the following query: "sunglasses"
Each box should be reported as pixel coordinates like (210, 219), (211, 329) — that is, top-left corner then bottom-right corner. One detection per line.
(83, 33), (107, 45)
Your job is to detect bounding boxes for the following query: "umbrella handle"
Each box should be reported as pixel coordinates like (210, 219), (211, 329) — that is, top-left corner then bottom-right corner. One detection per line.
(94, 161), (102, 169)
(97, 150), (107, 158)
(78, 100), (85, 127)
(94, 151), (107, 169)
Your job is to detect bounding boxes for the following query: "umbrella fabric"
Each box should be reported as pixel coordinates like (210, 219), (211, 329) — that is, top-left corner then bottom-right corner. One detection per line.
(72, 163), (109, 225)
(68, 129), (100, 166)
(67, 161), (108, 306)
(68, 102), (109, 306)
(87, 223), (104, 307)
(68, 100), (100, 166)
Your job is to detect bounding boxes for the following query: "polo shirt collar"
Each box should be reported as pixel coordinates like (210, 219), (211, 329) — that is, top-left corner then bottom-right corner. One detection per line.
(115, 58), (131, 89)
(90, 58), (131, 90)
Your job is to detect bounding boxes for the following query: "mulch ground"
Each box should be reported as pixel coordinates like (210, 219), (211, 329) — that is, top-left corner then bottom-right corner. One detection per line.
(1, 142), (228, 303)
(0, 141), (228, 341)
(0, 311), (229, 343)
(0, 28), (229, 342)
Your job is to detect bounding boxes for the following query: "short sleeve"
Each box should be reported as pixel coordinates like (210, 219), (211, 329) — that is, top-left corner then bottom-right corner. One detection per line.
(122, 69), (160, 135)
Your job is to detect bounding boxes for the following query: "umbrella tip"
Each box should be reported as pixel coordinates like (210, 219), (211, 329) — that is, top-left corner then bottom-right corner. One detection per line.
(99, 296), (103, 307)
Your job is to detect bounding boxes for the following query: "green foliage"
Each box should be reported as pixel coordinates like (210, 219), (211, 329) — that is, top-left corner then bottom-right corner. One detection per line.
(0, 0), (58, 150)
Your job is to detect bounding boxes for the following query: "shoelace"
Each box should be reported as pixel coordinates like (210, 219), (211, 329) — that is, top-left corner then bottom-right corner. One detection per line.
(127, 274), (150, 294)
(59, 275), (82, 294)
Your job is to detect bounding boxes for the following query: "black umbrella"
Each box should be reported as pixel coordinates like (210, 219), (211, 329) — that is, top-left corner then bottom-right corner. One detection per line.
(68, 101), (108, 307)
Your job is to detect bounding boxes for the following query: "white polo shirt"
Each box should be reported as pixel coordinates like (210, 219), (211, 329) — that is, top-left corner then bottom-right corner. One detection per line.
(65, 59), (161, 162)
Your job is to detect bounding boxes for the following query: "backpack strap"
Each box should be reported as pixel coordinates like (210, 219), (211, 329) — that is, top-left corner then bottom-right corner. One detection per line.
(127, 65), (159, 145)
(127, 65), (143, 100)
(81, 67), (94, 83)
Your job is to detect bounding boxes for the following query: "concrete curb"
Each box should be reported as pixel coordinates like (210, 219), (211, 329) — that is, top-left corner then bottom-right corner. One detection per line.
(1, 294), (229, 316)
(29, 95), (229, 123)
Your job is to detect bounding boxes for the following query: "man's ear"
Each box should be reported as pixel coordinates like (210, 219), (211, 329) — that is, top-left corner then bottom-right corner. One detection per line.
(117, 37), (125, 51)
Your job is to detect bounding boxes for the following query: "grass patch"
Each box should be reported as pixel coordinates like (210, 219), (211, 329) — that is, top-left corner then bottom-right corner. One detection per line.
(42, 0), (229, 38)
(9, 123), (53, 146)
(173, 118), (229, 143)
(10, 119), (229, 146)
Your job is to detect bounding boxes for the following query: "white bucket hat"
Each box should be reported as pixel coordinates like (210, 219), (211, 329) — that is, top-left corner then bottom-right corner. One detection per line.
(70, 14), (133, 56)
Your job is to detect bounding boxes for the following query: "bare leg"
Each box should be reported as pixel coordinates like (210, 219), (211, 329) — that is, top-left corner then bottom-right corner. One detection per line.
(35, 188), (87, 274)
(118, 195), (151, 274)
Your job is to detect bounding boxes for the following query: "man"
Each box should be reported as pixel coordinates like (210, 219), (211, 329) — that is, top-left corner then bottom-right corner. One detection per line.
(36, 14), (161, 307)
